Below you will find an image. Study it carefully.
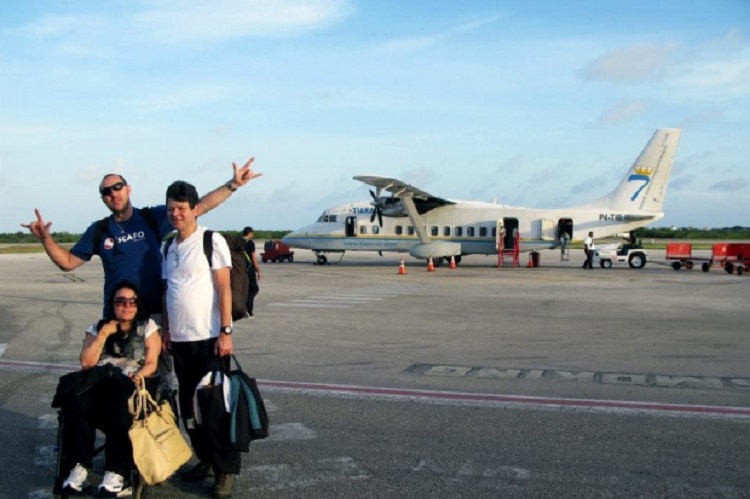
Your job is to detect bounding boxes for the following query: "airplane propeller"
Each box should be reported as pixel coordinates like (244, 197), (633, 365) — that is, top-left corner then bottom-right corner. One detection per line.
(369, 189), (384, 227)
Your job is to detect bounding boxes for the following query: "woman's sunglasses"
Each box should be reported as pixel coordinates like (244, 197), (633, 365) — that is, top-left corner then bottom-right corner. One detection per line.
(114, 297), (138, 308)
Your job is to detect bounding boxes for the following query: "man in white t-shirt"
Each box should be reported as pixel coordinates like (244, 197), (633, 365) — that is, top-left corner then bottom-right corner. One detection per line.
(582, 231), (595, 269)
(161, 180), (238, 498)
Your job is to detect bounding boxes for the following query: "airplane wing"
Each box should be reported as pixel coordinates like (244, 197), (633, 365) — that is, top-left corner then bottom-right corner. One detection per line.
(353, 175), (455, 209)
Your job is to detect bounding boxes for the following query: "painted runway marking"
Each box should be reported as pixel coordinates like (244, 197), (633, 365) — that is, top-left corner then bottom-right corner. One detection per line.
(258, 379), (750, 421)
(37, 414), (57, 429)
(260, 422), (317, 442)
(269, 284), (433, 309)
(412, 459), (531, 482)
(3, 359), (747, 421)
(407, 363), (750, 391)
(34, 445), (57, 466)
(244, 456), (369, 492)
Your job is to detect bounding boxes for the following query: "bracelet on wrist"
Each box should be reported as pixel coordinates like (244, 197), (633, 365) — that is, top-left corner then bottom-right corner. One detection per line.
(225, 181), (237, 192)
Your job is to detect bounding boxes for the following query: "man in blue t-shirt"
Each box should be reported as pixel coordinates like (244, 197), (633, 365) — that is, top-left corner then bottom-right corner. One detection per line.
(22, 158), (262, 317)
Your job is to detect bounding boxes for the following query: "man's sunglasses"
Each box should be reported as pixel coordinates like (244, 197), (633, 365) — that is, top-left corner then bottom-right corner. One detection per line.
(100, 181), (127, 198)
(114, 297), (138, 307)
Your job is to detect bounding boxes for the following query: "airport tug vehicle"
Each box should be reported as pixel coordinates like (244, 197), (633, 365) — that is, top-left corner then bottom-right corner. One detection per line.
(261, 240), (295, 263)
(595, 243), (648, 269)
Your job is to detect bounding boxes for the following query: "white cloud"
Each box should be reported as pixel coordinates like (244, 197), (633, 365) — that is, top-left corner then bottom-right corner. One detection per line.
(20, 14), (108, 37)
(710, 177), (749, 192)
(122, 82), (239, 112)
(593, 100), (649, 127)
(376, 16), (502, 53)
(579, 41), (681, 83)
(132, 0), (351, 43)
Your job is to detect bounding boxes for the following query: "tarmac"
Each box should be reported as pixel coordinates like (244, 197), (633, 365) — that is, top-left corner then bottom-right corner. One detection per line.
(1, 247), (748, 498)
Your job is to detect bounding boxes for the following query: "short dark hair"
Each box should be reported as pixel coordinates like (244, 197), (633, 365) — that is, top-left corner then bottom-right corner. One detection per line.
(243, 226), (254, 236)
(166, 180), (199, 209)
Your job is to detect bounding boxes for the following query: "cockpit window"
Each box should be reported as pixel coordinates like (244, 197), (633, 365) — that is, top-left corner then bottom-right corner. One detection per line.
(317, 214), (338, 223)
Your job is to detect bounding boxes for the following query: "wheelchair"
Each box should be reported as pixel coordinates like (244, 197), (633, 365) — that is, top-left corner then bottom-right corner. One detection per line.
(52, 373), (178, 499)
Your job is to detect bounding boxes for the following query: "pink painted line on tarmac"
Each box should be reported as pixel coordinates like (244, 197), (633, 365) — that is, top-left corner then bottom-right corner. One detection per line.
(0, 359), (77, 373)
(2, 359), (747, 419)
(258, 379), (750, 418)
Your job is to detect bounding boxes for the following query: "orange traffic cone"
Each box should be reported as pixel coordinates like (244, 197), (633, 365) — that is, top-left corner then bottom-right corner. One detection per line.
(449, 255), (457, 269)
(426, 256), (435, 272)
(398, 258), (407, 275)
(527, 253), (535, 268)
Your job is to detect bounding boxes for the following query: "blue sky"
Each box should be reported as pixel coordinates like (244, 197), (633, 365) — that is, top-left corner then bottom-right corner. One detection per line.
(1, 0), (748, 233)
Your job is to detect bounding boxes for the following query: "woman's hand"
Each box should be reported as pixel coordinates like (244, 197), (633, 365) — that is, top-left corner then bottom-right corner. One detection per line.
(98, 320), (119, 338)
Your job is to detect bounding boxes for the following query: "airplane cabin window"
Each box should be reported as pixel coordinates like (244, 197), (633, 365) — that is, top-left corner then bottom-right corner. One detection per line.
(408, 226), (415, 236)
(479, 227), (487, 237)
(395, 226), (403, 235)
(467, 227), (475, 237)
(455, 227), (463, 237)
(443, 226), (451, 237)
(431, 226), (438, 236)
(492, 227), (497, 237)
(360, 226), (367, 235)
(372, 225), (379, 234)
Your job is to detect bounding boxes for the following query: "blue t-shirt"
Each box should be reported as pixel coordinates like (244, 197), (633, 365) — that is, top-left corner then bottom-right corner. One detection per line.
(71, 206), (171, 317)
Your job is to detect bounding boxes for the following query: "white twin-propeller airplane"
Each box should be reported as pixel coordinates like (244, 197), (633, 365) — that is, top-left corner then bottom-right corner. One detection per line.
(282, 128), (682, 266)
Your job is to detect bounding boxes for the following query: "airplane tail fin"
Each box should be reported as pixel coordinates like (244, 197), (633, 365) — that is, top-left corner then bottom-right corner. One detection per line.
(578, 128), (681, 213)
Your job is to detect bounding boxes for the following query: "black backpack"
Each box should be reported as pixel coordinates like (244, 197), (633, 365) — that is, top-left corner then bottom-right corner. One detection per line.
(164, 230), (250, 321)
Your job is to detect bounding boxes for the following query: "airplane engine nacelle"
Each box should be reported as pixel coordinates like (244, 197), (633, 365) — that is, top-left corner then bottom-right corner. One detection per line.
(408, 242), (462, 260)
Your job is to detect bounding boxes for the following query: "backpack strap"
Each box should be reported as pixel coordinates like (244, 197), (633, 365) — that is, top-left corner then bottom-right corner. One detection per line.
(203, 230), (214, 268)
(162, 233), (176, 259)
(92, 217), (111, 256)
(139, 207), (161, 241)
(163, 230), (214, 268)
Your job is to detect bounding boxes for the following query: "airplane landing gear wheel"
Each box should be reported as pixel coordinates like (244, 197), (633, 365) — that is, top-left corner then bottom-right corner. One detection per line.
(702, 262), (711, 272)
(317, 255), (328, 265)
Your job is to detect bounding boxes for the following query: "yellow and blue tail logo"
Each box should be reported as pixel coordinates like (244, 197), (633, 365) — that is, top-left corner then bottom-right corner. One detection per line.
(627, 166), (654, 202)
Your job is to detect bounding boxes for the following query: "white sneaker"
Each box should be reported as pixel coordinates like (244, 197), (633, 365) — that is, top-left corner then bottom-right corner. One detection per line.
(62, 463), (88, 492)
(96, 471), (131, 497)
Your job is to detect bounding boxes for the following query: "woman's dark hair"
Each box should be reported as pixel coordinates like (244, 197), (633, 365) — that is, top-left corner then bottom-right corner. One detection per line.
(106, 280), (146, 322)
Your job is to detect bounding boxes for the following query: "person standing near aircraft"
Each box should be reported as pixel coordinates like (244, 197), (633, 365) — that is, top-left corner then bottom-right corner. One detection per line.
(242, 226), (260, 318)
(558, 219), (572, 255)
(160, 180), (238, 498)
(21, 158), (261, 318)
(582, 231), (595, 269)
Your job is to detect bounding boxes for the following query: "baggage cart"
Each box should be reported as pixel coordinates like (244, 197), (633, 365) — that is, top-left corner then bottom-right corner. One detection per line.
(665, 243), (712, 272)
(723, 243), (750, 276)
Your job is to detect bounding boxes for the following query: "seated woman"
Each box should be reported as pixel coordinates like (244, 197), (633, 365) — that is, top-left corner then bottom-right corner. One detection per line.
(56, 281), (161, 497)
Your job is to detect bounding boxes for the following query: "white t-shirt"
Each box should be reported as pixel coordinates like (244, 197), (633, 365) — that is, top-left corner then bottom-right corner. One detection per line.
(161, 226), (232, 342)
(584, 236), (595, 250)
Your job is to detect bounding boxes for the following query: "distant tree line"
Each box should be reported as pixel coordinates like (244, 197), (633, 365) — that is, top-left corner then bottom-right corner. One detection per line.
(0, 230), (292, 244)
